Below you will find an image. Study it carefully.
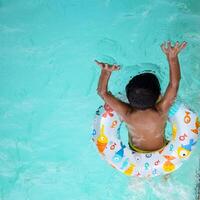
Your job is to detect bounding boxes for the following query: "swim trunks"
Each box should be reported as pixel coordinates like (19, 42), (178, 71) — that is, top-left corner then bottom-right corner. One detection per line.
(128, 139), (169, 153)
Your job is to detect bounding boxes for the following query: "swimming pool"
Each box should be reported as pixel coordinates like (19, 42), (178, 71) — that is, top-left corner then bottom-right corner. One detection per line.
(0, 0), (199, 199)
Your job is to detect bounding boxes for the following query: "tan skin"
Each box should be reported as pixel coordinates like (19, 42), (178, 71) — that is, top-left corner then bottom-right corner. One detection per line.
(96, 41), (187, 152)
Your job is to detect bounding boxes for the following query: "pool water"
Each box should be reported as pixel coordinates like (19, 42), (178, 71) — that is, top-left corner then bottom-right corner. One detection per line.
(0, 0), (200, 199)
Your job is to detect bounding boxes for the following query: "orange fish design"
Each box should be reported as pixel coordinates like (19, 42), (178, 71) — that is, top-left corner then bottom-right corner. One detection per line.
(191, 117), (199, 134)
(102, 104), (114, 118)
(184, 111), (191, 124)
(111, 120), (117, 128)
(123, 164), (135, 176)
(96, 125), (108, 153)
(197, 117), (200, 128)
(162, 155), (176, 172)
(159, 148), (164, 154)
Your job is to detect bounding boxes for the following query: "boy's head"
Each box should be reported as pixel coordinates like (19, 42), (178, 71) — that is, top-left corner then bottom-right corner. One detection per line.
(126, 73), (161, 110)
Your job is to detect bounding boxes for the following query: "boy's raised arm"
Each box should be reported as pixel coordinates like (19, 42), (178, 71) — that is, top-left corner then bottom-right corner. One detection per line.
(95, 60), (131, 122)
(157, 41), (187, 113)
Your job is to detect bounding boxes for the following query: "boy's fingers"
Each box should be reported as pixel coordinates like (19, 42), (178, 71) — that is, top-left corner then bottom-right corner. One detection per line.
(95, 60), (106, 69)
(95, 60), (101, 65)
(161, 43), (167, 53)
(179, 41), (187, 50)
(95, 60), (102, 67)
(174, 41), (179, 49)
(113, 65), (120, 70)
(167, 41), (172, 49)
(95, 60), (120, 71)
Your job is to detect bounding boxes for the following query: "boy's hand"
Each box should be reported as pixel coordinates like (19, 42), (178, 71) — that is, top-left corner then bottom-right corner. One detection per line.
(157, 41), (186, 113)
(95, 60), (120, 72)
(161, 41), (187, 59)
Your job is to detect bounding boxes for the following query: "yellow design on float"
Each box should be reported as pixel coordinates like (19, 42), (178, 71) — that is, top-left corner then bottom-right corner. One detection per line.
(172, 123), (177, 140)
(177, 147), (191, 159)
(96, 125), (108, 153)
(123, 164), (135, 176)
(162, 155), (176, 172)
(93, 101), (199, 177)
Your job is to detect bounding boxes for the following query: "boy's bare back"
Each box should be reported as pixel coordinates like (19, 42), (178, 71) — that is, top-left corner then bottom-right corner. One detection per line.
(126, 104), (167, 151)
(95, 41), (187, 152)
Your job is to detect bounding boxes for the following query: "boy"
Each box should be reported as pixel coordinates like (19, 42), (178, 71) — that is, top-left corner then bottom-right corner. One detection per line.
(95, 41), (187, 152)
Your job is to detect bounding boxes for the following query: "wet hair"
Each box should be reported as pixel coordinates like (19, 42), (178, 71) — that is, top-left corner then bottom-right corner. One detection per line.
(126, 73), (161, 110)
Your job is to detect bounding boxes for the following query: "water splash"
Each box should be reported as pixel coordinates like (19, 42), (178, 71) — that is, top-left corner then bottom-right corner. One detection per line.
(128, 175), (194, 200)
(195, 157), (200, 200)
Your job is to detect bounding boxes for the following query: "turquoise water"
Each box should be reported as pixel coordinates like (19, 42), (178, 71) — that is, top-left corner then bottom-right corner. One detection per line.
(0, 0), (200, 199)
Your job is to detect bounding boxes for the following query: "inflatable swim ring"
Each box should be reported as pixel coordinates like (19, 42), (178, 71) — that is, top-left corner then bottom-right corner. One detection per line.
(92, 102), (199, 177)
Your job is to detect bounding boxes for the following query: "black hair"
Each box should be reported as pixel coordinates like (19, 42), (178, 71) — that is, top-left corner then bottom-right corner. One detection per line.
(126, 73), (161, 110)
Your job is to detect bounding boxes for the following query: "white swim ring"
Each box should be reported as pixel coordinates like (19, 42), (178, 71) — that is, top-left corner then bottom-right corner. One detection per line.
(92, 101), (199, 177)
